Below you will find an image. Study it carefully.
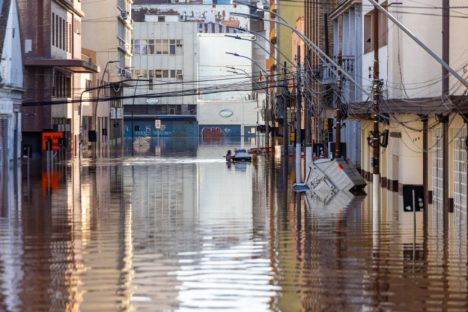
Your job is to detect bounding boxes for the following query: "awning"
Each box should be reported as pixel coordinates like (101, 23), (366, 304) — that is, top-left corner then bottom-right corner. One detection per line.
(25, 58), (99, 73)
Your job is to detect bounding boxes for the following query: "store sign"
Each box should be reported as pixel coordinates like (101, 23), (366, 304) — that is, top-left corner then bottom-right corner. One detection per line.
(219, 109), (233, 118)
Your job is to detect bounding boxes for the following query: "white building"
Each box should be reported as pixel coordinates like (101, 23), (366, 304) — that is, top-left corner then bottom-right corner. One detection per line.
(331, 0), (468, 218)
(124, 19), (199, 137)
(198, 33), (263, 138)
(0, 0), (23, 165)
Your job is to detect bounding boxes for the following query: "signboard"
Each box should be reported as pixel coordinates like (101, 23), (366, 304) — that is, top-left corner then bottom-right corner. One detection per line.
(41, 131), (64, 151)
(403, 185), (425, 212)
(155, 119), (161, 129)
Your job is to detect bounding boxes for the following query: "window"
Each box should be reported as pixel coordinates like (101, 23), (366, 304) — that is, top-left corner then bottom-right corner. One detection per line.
(169, 40), (176, 54)
(161, 40), (169, 54)
(53, 70), (71, 98)
(134, 39), (141, 54)
(155, 70), (162, 78)
(364, 8), (388, 54)
(140, 40), (147, 55)
(162, 70), (169, 78)
(55, 15), (59, 47)
(170, 70), (176, 78)
(52, 13), (55, 46)
(148, 70), (155, 78)
(176, 70), (183, 80)
(158, 16), (165, 22)
(155, 39), (162, 54)
(148, 39), (155, 54)
(62, 19), (65, 49)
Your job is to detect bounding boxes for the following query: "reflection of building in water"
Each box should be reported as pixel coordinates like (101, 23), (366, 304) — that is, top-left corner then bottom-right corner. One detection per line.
(122, 162), (198, 310)
(0, 166), (23, 312)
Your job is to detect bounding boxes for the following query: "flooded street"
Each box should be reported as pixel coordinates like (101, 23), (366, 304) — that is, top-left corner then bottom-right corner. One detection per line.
(1, 140), (468, 311)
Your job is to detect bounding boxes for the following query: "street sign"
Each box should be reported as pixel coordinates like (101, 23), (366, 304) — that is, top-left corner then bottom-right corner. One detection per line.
(403, 185), (425, 212)
(155, 119), (161, 129)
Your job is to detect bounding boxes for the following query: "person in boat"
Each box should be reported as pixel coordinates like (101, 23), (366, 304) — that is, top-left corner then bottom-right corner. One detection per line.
(226, 149), (233, 162)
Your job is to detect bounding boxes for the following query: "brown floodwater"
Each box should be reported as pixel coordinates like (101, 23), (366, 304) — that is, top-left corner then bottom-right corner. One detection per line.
(0, 139), (467, 311)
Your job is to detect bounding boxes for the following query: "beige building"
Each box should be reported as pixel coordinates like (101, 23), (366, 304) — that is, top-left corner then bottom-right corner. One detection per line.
(81, 0), (133, 149)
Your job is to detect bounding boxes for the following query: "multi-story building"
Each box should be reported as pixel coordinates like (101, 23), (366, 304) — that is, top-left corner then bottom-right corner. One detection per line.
(0, 0), (23, 165)
(127, 1), (263, 139)
(125, 18), (199, 137)
(18, 0), (98, 158)
(198, 33), (262, 139)
(81, 0), (133, 149)
(330, 0), (468, 220)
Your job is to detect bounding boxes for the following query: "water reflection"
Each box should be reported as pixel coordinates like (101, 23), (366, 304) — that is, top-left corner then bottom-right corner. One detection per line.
(0, 140), (467, 311)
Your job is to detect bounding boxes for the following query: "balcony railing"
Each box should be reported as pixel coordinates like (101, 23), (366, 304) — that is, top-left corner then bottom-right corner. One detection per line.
(321, 56), (356, 84)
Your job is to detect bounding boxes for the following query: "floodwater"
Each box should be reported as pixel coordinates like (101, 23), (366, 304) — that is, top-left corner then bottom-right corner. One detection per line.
(1, 138), (467, 311)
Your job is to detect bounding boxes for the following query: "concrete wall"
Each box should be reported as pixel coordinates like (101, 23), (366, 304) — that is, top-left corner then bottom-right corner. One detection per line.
(129, 21), (198, 106)
(198, 33), (253, 101)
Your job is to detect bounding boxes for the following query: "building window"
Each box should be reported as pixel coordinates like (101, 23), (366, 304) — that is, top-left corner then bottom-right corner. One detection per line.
(56, 15), (60, 48)
(158, 16), (165, 22)
(363, 8), (388, 54)
(170, 70), (176, 78)
(155, 70), (162, 78)
(169, 39), (176, 54)
(134, 39), (141, 54)
(454, 128), (467, 215)
(53, 70), (72, 98)
(148, 39), (155, 54)
(176, 70), (183, 80)
(432, 128), (444, 227)
(52, 13), (55, 46)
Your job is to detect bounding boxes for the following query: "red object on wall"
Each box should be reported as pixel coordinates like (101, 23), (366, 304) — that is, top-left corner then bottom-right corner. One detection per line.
(41, 131), (63, 151)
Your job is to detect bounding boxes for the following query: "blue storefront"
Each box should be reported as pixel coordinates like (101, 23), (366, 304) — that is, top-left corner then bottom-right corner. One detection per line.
(124, 117), (198, 138)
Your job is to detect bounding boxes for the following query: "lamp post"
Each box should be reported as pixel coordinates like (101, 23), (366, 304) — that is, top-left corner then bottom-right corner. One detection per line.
(79, 78), (135, 160)
(226, 51), (271, 147)
(93, 60), (119, 156)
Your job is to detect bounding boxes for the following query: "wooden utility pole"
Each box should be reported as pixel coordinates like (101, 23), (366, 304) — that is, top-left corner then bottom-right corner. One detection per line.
(442, 0), (450, 221)
(335, 53), (343, 159)
(265, 74), (270, 149)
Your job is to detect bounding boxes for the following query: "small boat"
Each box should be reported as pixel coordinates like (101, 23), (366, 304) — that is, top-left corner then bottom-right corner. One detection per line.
(232, 148), (252, 162)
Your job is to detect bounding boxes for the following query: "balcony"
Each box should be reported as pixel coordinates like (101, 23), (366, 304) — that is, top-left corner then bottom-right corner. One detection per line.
(321, 56), (355, 84)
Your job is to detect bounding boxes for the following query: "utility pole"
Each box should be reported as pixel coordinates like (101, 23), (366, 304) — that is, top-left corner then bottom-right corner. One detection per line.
(442, 0), (450, 226)
(372, 1), (381, 209)
(265, 73), (270, 149)
(335, 53), (343, 159)
(304, 50), (312, 176)
(282, 62), (289, 158)
(295, 46), (302, 184)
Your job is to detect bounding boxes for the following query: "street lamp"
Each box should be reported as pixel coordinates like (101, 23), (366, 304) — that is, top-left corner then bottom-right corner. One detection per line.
(233, 12), (371, 98)
(226, 51), (272, 147)
(93, 60), (119, 154)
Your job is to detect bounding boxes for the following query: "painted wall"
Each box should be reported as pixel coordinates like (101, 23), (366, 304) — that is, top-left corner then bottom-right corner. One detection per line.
(124, 119), (198, 137)
(197, 100), (259, 126)
(197, 33), (253, 102)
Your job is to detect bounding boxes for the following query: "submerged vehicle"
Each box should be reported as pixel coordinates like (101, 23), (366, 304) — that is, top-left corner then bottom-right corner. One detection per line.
(225, 148), (252, 162)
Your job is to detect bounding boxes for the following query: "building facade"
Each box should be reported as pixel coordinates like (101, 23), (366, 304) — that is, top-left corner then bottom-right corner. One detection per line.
(18, 0), (98, 158)
(125, 18), (199, 138)
(0, 0), (23, 165)
(82, 0), (133, 150)
(330, 0), (468, 215)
